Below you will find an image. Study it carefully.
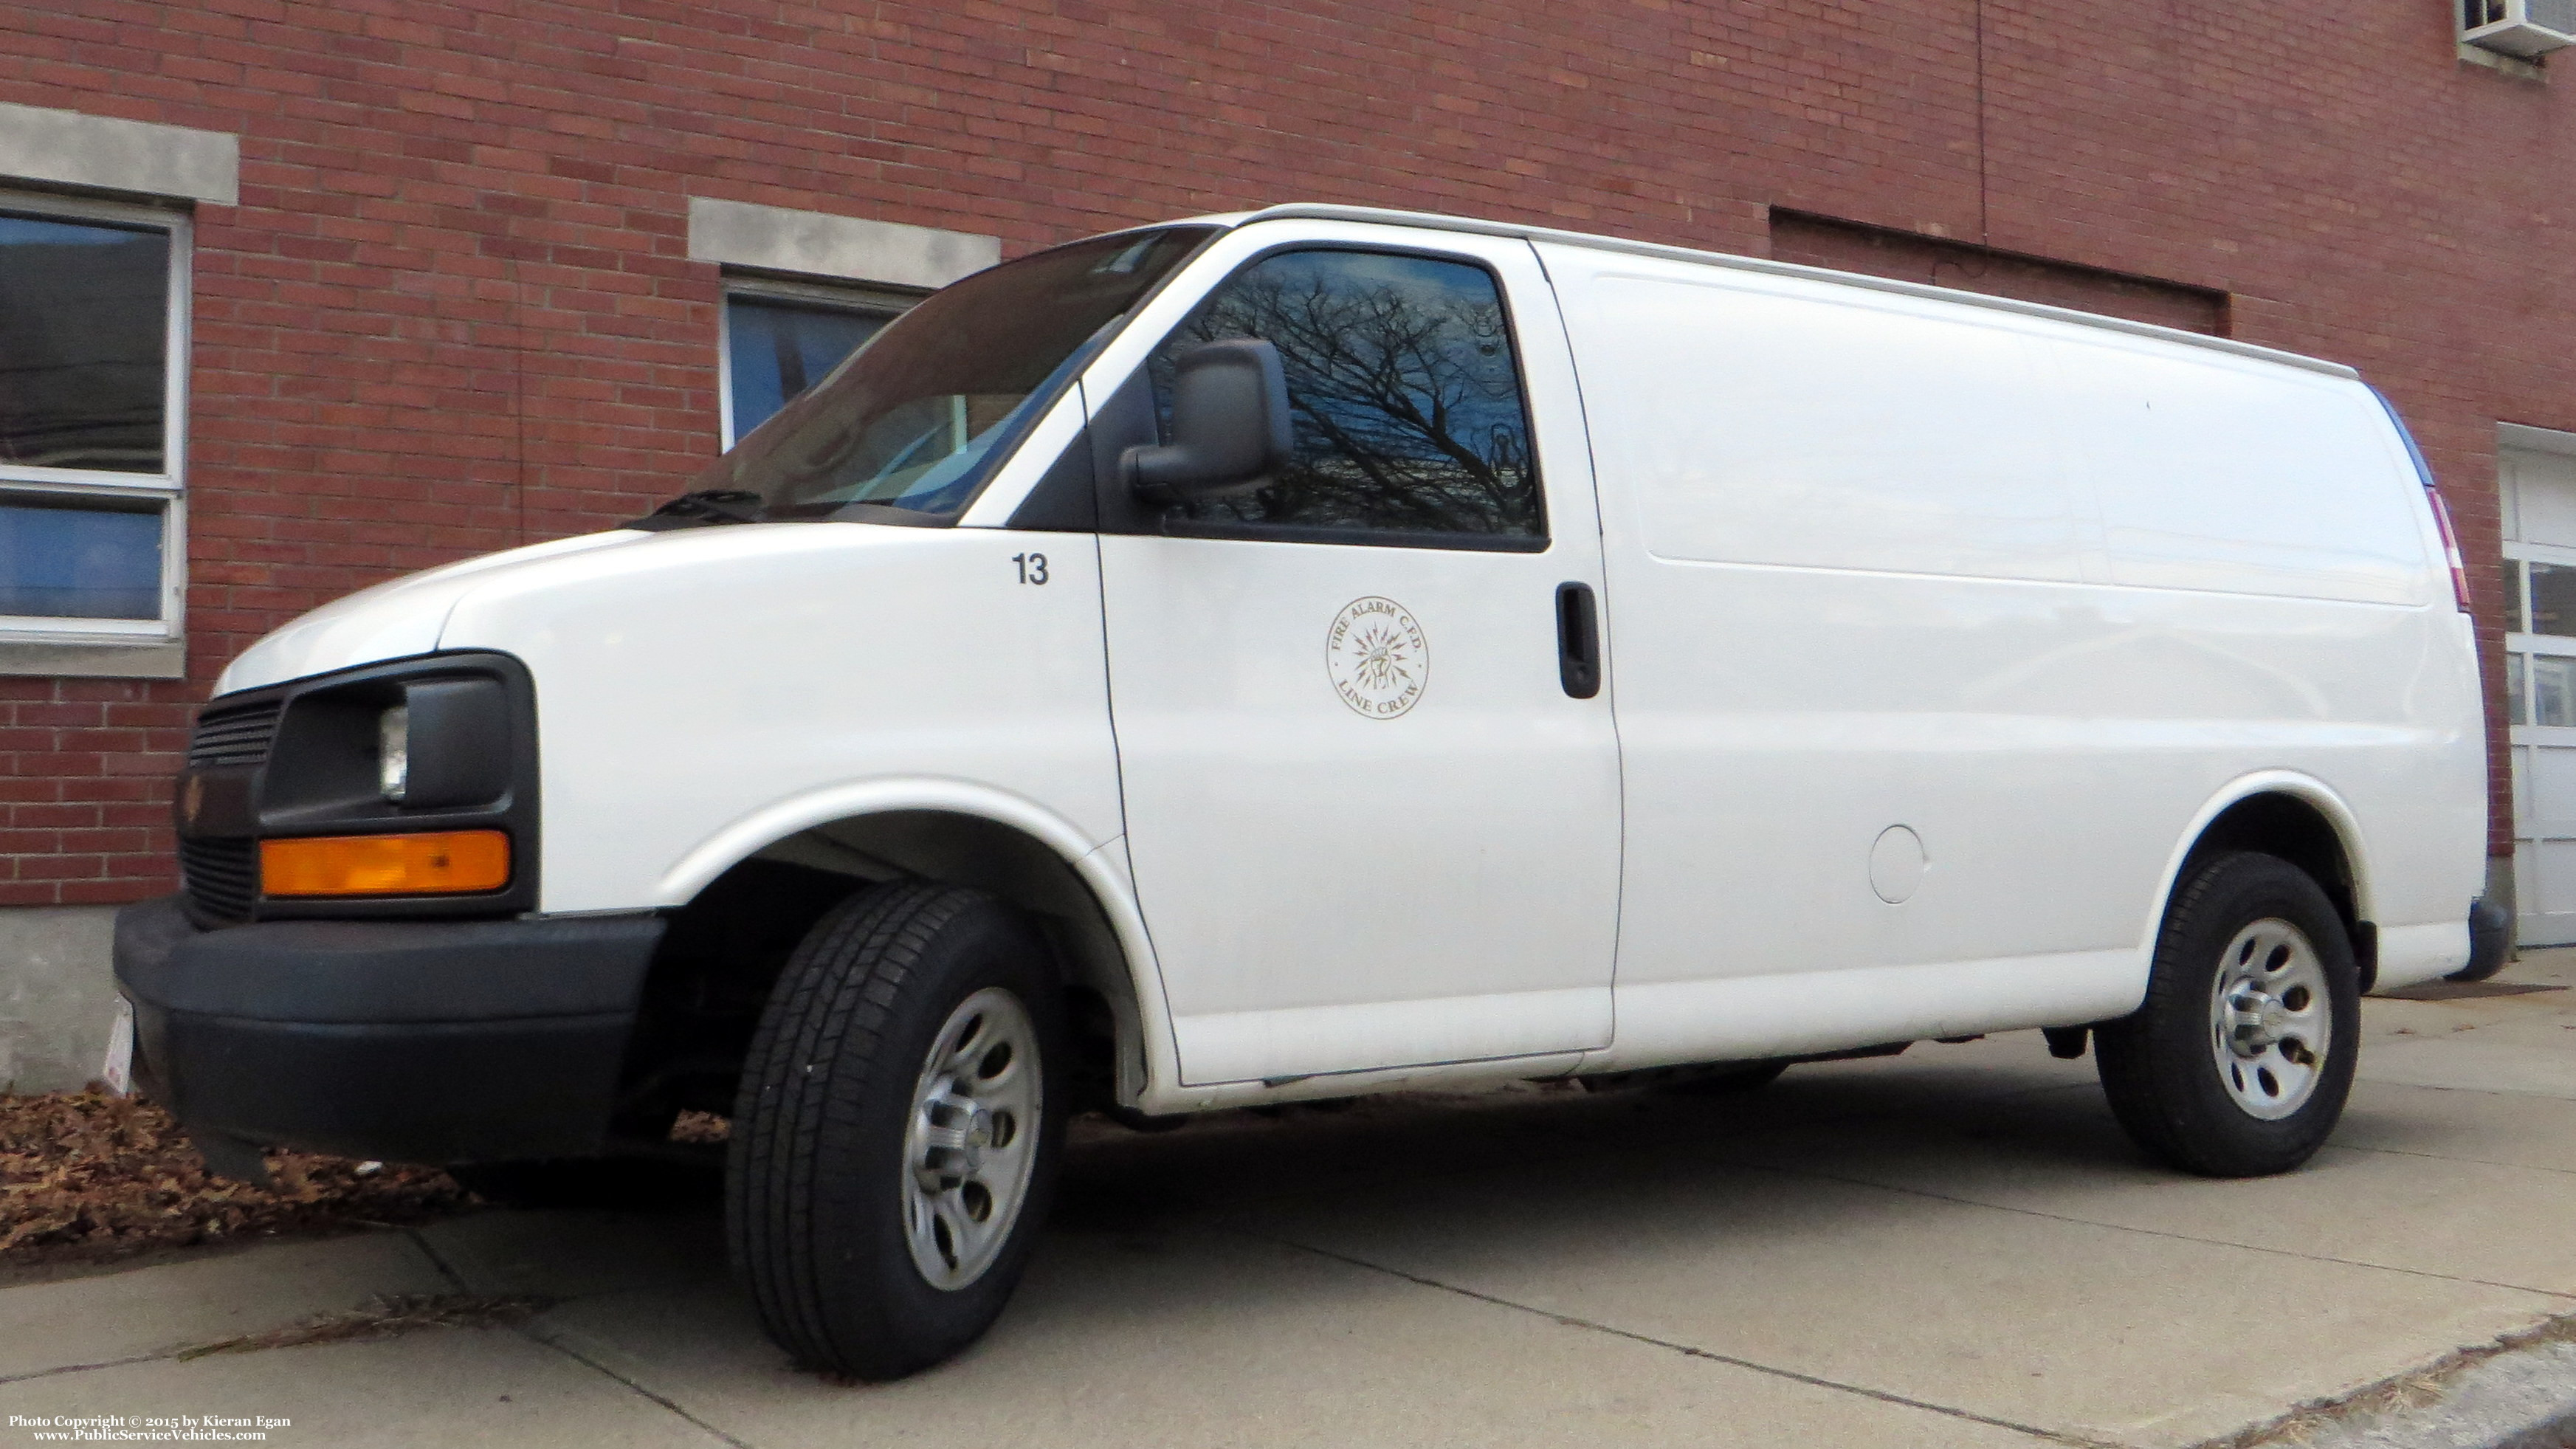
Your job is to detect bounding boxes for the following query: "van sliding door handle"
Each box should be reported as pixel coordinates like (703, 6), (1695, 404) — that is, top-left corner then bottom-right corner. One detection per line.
(1555, 582), (1602, 700)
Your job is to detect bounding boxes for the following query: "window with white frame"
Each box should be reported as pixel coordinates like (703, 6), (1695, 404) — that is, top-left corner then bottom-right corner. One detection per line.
(2497, 424), (2576, 946)
(0, 192), (187, 644)
(2499, 430), (2576, 726)
(718, 276), (920, 447)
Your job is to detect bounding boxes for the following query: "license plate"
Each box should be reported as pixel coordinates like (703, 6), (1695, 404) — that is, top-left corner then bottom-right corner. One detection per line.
(100, 997), (135, 1096)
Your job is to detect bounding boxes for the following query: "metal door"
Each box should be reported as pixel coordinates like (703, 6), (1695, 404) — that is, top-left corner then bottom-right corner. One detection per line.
(1095, 227), (1622, 1087)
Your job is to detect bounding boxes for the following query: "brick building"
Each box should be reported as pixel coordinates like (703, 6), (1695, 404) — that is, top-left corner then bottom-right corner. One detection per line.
(0, 0), (2568, 1087)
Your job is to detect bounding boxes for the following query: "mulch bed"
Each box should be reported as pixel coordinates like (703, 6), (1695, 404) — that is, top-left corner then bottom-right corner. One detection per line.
(1, 1087), (474, 1269)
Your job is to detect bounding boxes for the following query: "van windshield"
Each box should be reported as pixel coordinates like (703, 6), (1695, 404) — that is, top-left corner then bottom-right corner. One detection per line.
(694, 227), (1213, 522)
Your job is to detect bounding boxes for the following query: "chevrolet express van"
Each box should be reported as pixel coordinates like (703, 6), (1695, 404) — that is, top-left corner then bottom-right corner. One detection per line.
(113, 204), (2491, 1379)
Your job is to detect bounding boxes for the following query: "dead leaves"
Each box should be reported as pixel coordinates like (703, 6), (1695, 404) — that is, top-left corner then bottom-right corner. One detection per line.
(1, 1088), (469, 1267)
(668, 1109), (730, 1144)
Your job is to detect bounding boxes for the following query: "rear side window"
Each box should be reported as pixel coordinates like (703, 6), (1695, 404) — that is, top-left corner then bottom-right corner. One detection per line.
(1148, 248), (1543, 545)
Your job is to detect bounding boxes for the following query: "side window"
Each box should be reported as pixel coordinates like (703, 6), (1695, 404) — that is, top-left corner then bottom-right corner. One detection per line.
(1149, 248), (1543, 543)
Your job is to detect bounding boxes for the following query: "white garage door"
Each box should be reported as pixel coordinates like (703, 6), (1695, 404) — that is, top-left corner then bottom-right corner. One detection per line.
(2501, 426), (2576, 946)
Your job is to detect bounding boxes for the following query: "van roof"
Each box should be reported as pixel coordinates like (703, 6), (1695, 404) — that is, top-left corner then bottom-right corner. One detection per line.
(1188, 204), (2358, 382)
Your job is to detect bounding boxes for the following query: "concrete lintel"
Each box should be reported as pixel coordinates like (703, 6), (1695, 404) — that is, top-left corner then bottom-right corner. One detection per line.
(2457, 44), (2550, 81)
(2501, 422), (2576, 458)
(0, 101), (239, 207)
(687, 196), (999, 292)
(0, 639), (186, 679)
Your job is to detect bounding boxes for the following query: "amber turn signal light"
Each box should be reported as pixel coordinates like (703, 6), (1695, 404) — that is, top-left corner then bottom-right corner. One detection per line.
(260, 830), (510, 897)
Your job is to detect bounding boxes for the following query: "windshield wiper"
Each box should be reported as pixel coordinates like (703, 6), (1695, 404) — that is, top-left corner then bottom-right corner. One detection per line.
(623, 489), (769, 531)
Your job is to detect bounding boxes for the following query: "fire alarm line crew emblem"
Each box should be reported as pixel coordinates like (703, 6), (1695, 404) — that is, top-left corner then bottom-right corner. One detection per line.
(1326, 596), (1429, 719)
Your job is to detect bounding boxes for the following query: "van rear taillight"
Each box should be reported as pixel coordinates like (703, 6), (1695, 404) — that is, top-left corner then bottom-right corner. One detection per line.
(2426, 486), (2473, 613)
(2368, 387), (2470, 614)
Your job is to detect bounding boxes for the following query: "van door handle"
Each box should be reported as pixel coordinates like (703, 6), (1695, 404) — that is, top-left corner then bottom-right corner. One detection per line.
(1556, 582), (1602, 699)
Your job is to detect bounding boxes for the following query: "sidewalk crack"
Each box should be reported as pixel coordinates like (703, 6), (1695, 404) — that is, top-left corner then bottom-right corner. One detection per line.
(1256, 1232), (2110, 1447)
(406, 1227), (472, 1292)
(2346, 1143), (2576, 1177)
(519, 1324), (754, 1449)
(1741, 1163), (2576, 1303)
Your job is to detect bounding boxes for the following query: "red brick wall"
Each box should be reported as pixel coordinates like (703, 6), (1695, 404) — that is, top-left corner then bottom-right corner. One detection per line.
(0, 681), (188, 906)
(1769, 209), (2229, 334)
(0, 0), (2566, 901)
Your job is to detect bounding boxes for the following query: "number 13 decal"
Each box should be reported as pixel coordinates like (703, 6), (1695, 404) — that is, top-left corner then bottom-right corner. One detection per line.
(1012, 552), (1048, 586)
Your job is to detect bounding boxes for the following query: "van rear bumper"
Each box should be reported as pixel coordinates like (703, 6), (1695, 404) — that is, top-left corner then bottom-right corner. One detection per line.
(111, 895), (664, 1168)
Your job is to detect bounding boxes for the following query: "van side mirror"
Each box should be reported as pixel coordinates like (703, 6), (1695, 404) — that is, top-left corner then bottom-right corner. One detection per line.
(1123, 339), (1293, 503)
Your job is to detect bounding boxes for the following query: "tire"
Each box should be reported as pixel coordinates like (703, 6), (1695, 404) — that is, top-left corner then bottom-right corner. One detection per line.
(727, 881), (1067, 1380)
(2095, 851), (2361, 1177)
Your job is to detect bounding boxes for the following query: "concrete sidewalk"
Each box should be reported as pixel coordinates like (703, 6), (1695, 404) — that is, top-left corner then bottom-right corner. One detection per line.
(6, 952), (2574, 1449)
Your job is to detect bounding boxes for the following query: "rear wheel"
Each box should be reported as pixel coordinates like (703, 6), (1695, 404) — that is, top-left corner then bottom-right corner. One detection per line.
(728, 882), (1066, 1379)
(2095, 852), (2360, 1177)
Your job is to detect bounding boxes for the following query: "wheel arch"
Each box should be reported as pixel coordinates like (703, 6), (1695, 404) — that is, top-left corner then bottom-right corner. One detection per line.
(2150, 773), (2378, 993)
(622, 783), (1177, 1129)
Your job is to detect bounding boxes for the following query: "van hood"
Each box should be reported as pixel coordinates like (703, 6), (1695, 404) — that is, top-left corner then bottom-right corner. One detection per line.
(216, 531), (650, 695)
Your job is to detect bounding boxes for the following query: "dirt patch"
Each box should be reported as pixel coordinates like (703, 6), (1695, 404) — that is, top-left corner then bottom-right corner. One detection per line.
(2209, 1312), (2576, 1448)
(1, 1088), (472, 1269)
(2380, 981), (2568, 1002)
(175, 1293), (554, 1360)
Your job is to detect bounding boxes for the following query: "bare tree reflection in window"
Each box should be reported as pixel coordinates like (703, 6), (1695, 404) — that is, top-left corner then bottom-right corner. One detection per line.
(1153, 251), (1543, 539)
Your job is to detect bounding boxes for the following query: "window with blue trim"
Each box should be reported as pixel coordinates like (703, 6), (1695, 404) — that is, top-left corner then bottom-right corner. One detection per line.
(720, 279), (919, 447)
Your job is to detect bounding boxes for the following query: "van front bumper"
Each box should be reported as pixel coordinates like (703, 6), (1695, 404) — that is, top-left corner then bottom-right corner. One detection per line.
(112, 895), (664, 1168)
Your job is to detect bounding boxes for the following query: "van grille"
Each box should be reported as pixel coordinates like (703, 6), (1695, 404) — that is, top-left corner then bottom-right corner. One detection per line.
(179, 836), (258, 925)
(187, 702), (281, 770)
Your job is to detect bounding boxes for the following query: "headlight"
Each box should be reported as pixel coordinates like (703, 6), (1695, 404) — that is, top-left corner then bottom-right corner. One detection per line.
(378, 703), (410, 802)
(186, 651), (535, 921)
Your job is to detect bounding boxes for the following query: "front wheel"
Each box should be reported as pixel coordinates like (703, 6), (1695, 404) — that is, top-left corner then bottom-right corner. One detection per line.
(728, 882), (1066, 1380)
(2095, 852), (2360, 1177)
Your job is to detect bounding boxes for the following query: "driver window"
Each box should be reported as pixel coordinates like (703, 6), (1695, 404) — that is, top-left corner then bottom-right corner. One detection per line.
(1148, 248), (1545, 544)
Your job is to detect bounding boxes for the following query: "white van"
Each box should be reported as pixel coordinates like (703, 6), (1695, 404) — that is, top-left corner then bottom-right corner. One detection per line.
(114, 204), (2491, 1379)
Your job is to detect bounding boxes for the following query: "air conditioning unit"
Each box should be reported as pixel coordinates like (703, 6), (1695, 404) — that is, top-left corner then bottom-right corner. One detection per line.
(2462, 0), (2575, 58)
